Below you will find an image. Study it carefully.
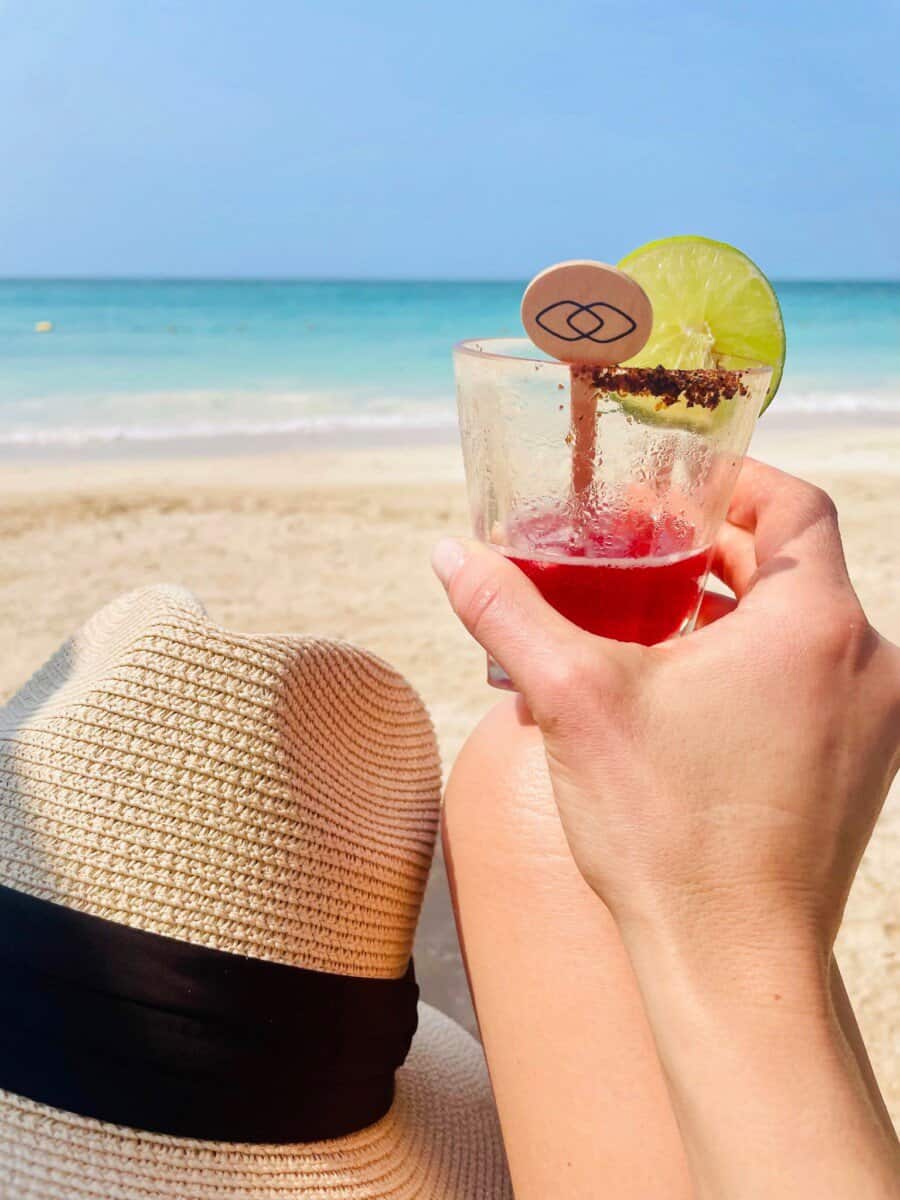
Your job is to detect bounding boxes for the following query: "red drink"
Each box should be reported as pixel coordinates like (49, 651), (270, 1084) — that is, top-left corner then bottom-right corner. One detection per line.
(504, 505), (709, 645)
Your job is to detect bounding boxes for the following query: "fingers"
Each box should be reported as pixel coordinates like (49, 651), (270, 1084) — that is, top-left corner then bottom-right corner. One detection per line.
(709, 522), (757, 597)
(431, 538), (577, 697)
(726, 459), (847, 583)
(431, 538), (639, 721)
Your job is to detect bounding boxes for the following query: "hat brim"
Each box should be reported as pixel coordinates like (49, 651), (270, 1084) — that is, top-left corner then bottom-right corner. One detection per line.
(0, 1004), (511, 1199)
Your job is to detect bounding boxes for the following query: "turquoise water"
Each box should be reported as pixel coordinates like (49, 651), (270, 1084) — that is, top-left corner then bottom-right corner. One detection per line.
(0, 280), (897, 446)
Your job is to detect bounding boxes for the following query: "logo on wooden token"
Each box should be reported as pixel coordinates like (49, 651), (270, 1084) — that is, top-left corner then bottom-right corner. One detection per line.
(521, 260), (653, 365)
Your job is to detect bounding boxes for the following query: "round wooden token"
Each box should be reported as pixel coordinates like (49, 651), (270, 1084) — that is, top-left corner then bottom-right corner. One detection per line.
(521, 260), (653, 365)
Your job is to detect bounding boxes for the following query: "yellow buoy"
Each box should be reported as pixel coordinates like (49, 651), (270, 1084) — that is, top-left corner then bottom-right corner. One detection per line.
(35, 320), (54, 333)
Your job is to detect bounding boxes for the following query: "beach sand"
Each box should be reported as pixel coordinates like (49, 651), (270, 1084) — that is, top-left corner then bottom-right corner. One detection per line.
(1, 421), (897, 1119)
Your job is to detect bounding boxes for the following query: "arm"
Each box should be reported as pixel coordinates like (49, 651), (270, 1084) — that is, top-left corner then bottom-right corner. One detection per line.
(432, 459), (900, 1198)
(623, 925), (898, 1198)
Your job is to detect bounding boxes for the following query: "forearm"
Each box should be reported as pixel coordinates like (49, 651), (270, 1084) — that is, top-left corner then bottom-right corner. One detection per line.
(621, 923), (900, 1200)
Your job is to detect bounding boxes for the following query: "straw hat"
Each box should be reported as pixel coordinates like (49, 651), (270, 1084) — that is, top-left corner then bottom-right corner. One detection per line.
(0, 585), (511, 1199)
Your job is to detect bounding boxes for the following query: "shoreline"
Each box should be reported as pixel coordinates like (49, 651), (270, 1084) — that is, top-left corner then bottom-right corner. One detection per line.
(1, 407), (898, 465)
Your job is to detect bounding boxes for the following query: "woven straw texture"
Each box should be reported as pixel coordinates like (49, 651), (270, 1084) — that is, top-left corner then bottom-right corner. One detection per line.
(0, 584), (442, 979)
(0, 1004), (512, 1199)
(0, 586), (511, 1197)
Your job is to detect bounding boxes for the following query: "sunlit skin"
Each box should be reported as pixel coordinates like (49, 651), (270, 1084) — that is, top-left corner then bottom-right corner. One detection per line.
(442, 703), (694, 1200)
(434, 459), (900, 1200)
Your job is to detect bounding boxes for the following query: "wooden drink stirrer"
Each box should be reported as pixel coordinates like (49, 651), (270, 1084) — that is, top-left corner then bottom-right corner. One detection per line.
(521, 260), (653, 503)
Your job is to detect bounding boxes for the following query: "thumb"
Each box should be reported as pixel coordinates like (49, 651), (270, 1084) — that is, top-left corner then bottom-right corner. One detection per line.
(431, 537), (633, 716)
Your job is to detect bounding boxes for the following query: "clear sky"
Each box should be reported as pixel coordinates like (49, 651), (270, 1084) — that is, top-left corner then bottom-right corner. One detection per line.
(1, 0), (897, 279)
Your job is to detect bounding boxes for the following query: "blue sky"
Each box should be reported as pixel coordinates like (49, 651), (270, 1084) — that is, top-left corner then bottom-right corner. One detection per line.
(1, 0), (897, 279)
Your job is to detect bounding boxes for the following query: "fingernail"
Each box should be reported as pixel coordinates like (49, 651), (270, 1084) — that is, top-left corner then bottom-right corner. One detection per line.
(431, 538), (466, 587)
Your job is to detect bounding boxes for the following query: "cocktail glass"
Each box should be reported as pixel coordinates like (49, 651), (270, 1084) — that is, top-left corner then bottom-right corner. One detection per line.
(453, 338), (772, 689)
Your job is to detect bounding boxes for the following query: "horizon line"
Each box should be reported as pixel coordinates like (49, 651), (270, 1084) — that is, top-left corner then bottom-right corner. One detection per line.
(0, 274), (899, 286)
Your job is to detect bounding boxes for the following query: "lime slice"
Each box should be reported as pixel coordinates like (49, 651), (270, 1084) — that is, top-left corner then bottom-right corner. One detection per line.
(617, 235), (784, 418)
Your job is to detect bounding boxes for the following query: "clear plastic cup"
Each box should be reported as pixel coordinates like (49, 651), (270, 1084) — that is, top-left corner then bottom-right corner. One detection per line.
(453, 338), (772, 689)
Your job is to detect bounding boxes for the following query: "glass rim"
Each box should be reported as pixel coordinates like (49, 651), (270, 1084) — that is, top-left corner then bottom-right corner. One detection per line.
(454, 336), (773, 377)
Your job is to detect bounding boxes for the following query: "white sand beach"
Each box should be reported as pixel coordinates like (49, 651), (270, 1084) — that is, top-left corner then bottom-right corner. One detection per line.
(1, 421), (897, 1118)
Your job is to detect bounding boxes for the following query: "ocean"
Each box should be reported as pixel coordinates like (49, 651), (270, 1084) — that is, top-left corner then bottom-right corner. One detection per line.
(0, 280), (897, 448)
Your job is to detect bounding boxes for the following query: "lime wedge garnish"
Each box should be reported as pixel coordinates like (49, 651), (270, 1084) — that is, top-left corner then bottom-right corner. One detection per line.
(617, 235), (785, 414)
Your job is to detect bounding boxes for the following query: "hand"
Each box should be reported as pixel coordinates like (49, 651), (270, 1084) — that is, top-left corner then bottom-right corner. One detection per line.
(432, 459), (900, 966)
(434, 459), (900, 1198)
